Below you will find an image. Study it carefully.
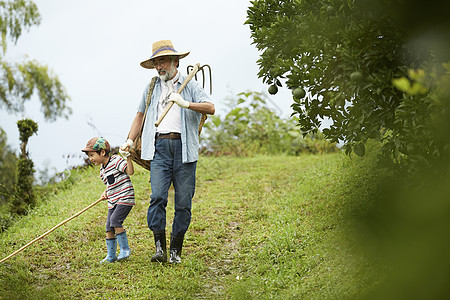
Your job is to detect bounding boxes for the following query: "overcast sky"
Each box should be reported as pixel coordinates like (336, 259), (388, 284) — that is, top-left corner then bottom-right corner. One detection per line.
(0, 0), (295, 176)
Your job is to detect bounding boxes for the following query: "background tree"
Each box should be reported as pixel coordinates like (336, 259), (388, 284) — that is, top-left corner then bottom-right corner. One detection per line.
(245, 0), (450, 171)
(0, 129), (17, 204)
(0, 0), (71, 121)
(10, 118), (37, 215)
(0, 0), (71, 212)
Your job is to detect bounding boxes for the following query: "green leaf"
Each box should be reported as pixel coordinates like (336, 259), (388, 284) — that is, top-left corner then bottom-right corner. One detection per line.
(393, 77), (411, 93)
(353, 142), (365, 157)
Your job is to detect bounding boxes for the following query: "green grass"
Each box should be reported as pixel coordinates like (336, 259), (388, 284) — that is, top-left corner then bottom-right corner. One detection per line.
(0, 153), (382, 299)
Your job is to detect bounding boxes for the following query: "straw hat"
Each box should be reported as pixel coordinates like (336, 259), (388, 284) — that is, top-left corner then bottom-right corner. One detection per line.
(140, 40), (190, 69)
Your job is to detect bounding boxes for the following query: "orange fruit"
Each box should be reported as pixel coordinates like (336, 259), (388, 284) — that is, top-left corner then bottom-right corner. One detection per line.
(293, 87), (306, 99)
(268, 84), (278, 95)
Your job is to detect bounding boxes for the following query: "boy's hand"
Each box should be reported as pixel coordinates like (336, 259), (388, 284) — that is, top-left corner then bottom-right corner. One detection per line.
(101, 190), (107, 200)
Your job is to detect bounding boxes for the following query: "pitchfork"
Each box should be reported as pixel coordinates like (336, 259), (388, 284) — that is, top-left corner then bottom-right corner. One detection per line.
(187, 64), (212, 95)
(155, 63), (213, 127)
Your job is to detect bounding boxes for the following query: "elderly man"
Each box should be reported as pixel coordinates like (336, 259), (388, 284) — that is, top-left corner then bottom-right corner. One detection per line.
(121, 40), (215, 263)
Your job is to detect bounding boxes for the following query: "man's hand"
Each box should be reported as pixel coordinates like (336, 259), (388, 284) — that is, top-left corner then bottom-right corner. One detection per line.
(120, 149), (131, 159)
(168, 92), (190, 108)
(120, 138), (133, 152)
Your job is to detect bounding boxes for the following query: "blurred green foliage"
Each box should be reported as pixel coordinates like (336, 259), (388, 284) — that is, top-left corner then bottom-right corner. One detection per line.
(201, 91), (338, 156)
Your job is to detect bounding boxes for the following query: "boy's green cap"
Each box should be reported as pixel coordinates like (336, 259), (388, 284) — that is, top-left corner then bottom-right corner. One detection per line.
(81, 137), (110, 153)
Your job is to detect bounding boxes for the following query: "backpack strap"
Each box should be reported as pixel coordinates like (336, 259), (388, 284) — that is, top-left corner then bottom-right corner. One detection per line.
(130, 76), (158, 171)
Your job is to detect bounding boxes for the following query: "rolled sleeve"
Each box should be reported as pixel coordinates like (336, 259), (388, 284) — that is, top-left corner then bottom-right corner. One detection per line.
(137, 85), (149, 114)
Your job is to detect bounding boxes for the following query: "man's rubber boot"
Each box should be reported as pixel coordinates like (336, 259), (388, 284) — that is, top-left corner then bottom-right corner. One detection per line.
(117, 231), (131, 261)
(169, 234), (184, 264)
(151, 230), (167, 262)
(101, 238), (117, 263)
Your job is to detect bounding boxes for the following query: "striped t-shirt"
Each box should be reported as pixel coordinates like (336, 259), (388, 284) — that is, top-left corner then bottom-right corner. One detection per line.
(100, 155), (135, 209)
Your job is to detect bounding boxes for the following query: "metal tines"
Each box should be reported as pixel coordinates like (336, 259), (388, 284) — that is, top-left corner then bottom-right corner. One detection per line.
(187, 64), (212, 95)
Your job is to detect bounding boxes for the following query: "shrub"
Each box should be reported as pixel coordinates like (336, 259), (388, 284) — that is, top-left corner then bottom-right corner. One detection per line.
(201, 91), (338, 156)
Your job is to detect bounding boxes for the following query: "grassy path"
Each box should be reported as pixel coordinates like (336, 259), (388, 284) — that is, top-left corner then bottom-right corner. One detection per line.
(0, 154), (375, 299)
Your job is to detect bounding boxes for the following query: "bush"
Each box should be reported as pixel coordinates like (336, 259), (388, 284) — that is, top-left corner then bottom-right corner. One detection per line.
(0, 206), (16, 232)
(201, 91), (338, 156)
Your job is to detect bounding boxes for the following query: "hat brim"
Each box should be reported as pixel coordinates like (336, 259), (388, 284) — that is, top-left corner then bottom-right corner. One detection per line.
(140, 51), (190, 69)
(81, 147), (96, 152)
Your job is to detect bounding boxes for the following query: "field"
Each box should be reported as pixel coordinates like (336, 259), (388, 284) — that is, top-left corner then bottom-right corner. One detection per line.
(0, 154), (381, 299)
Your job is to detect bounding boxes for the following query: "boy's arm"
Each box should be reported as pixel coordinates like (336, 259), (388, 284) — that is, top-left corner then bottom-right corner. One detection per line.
(126, 156), (134, 175)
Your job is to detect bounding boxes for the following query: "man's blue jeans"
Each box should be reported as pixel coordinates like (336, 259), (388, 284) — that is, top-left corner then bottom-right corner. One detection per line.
(147, 137), (197, 236)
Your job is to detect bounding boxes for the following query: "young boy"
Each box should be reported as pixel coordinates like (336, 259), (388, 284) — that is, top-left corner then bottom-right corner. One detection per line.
(82, 137), (135, 263)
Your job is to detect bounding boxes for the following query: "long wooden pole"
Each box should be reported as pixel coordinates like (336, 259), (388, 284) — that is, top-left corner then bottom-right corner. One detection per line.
(0, 197), (103, 264)
(155, 63), (200, 127)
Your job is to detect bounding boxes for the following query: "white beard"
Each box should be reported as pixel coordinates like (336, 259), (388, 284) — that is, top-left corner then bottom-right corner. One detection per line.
(159, 64), (177, 82)
(159, 72), (170, 81)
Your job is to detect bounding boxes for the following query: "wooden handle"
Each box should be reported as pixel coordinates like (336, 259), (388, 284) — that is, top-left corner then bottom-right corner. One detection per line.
(155, 63), (200, 127)
(0, 197), (103, 264)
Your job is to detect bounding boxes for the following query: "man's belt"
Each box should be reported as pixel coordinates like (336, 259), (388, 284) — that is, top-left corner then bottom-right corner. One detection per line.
(156, 132), (181, 140)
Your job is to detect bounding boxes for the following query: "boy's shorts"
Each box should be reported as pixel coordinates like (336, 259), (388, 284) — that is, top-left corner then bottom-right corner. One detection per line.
(106, 204), (133, 232)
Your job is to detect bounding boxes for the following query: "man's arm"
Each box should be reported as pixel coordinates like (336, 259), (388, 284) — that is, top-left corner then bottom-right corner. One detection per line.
(187, 101), (215, 115)
(168, 93), (215, 115)
(121, 111), (144, 152)
(127, 111), (145, 141)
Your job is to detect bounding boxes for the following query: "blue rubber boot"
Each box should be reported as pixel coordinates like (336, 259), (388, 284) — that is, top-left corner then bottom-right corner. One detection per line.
(117, 231), (131, 261)
(101, 238), (117, 263)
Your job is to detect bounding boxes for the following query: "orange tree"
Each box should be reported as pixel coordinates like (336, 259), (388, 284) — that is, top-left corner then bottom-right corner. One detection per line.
(245, 0), (450, 171)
